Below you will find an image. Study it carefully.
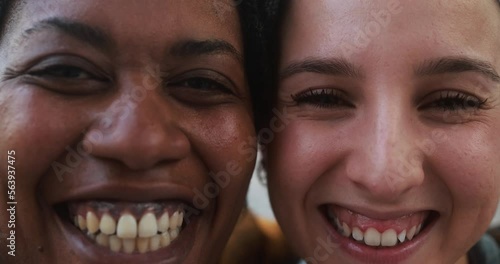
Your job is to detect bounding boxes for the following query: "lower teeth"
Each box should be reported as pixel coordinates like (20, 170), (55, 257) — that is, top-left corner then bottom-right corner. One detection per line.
(86, 229), (179, 253)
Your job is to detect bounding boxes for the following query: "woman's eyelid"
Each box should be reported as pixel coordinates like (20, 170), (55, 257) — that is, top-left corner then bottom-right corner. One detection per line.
(167, 69), (236, 92)
(27, 55), (111, 81)
(291, 87), (351, 101)
(418, 90), (488, 110)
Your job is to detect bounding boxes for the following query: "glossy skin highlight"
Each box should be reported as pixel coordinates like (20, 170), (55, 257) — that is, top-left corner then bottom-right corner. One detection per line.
(0, 0), (256, 263)
(267, 0), (500, 263)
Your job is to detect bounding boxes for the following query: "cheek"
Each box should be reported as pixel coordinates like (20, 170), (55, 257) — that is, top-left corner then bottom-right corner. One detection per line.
(268, 121), (347, 197)
(267, 121), (343, 225)
(192, 108), (256, 194)
(0, 89), (90, 189)
(434, 128), (500, 214)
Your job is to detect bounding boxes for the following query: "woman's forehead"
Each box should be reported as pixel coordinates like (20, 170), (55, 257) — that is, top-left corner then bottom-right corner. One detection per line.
(5, 0), (242, 48)
(280, 0), (500, 73)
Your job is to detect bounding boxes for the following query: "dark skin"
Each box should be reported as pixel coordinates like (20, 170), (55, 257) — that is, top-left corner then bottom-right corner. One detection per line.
(0, 0), (257, 263)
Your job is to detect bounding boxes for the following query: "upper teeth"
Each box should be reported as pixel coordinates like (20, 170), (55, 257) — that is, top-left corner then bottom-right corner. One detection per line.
(73, 209), (184, 254)
(332, 217), (423, 247)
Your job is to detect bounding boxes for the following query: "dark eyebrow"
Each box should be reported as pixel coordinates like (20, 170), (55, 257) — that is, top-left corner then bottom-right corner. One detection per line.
(415, 56), (500, 83)
(23, 17), (112, 51)
(170, 39), (243, 63)
(280, 57), (363, 80)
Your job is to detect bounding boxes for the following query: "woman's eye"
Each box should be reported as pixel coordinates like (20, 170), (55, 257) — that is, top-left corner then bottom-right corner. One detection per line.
(170, 77), (231, 94)
(165, 71), (239, 107)
(419, 91), (488, 112)
(19, 56), (111, 95)
(29, 65), (99, 80)
(291, 88), (354, 108)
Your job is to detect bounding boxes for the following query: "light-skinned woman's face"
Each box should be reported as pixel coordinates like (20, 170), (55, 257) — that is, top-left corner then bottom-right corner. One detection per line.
(0, 0), (256, 263)
(267, 0), (500, 263)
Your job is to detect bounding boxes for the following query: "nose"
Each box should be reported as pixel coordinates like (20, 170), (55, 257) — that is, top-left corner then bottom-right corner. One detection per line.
(346, 101), (425, 201)
(88, 81), (190, 170)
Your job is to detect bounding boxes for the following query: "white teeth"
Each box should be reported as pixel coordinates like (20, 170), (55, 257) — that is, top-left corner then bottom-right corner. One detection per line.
(117, 214), (138, 239)
(138, 213), (158, 238)
(157, 212), (170, 232)
(161, 232), (171, 247)
(334, 217), (341, 229)
(178, 212), (184, 227)
(169, 211), (180, 230)
(122, 238), (135, 254)
(341, 222), (351, 237)
(170, 228), (179, 240)
(407, 226), (416, 240)
(87, 212), (99, 234)
(100, 213), (116, 235)
(364, 228), (381, 246)
(381, 229), (398, 247)
(398, 230), (406, 243)
(150, 235), (161, 251)
(109, 235), (122, 252)
(74, 208), (184, 254)
(96, 233), (109, 247)
(352, 227), (364, 241)
(78, 215), (87, 230)
(332, 214), (425, 248)
(137, 237), (149, 253)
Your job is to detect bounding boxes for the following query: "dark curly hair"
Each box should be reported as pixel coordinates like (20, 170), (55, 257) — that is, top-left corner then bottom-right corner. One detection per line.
(0, 0), (11, 36)
(0, 0), (270, 129)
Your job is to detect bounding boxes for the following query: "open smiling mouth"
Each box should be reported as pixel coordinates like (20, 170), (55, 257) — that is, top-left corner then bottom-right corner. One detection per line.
(322, 205), (439, 248)
(55, 201), (186, 254)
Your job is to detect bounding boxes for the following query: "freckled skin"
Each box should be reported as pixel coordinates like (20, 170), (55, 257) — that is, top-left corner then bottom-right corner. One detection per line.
(267, 0), (500, 263)
(0, 0), (256, 263)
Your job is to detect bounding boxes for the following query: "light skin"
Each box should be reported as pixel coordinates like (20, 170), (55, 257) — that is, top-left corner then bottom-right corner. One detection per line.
(0, 0), (256, 263)
(266, 0), (500, 263)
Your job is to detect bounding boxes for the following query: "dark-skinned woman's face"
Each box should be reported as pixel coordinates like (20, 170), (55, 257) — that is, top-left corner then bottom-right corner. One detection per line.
(0, 1), (256, 263)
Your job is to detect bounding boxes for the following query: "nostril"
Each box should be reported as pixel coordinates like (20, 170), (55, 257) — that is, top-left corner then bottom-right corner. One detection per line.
(86, 120), (190, 170)
(347, 163), (424, 201)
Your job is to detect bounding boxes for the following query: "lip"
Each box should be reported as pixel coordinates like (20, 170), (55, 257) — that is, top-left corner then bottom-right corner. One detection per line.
(45, 183), (198, 205)
(43, 184), (209, 263)
(321, 204), (439, 264)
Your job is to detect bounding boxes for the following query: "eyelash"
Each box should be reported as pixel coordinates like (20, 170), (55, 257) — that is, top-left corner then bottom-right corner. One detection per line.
(167, 77), (232, 94)
(419, 91), (488, 111)
(291, 88), (354, 108)
(28, 65), (102, 80)
(290, 88), (488, 112)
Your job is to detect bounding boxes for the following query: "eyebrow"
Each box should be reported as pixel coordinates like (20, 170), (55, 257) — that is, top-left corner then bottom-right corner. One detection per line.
(170, 39), (243, 63)
(280, 57), (363, 80)
(21, 18), (242, 63)
(415, 56), (500, 83)
(23, 17), (113, 51)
